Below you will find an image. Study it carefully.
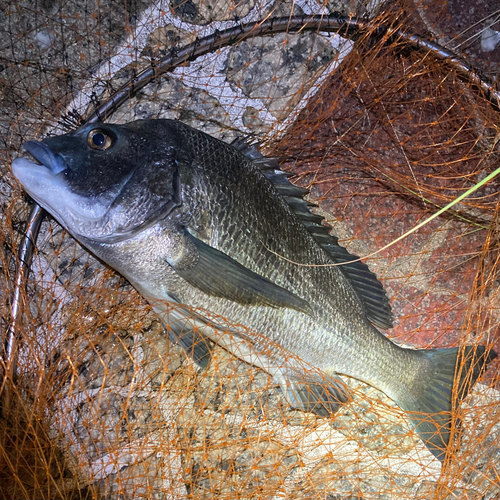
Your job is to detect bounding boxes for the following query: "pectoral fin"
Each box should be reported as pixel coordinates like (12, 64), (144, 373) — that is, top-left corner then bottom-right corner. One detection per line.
(170, 232), (312, 315)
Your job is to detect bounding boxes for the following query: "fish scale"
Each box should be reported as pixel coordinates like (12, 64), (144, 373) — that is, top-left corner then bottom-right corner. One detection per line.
(177, 124), (391, 374)
(11, 118), (496, 461)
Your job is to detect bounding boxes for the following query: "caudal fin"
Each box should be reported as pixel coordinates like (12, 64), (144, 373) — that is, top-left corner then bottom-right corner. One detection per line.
(396, 345), (497, 462)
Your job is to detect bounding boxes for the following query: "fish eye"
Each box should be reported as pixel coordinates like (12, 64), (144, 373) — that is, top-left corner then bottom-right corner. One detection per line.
(87, 129), (114, 150)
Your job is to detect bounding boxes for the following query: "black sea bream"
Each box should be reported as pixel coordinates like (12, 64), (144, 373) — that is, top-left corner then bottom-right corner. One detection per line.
(12, 119), (496, 461)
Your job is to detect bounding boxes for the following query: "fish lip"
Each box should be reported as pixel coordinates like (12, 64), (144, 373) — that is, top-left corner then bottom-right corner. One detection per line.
(22, 140), (66, 174)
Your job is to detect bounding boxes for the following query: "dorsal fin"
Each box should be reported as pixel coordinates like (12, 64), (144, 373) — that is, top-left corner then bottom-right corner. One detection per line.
(232, 138), (393, 330)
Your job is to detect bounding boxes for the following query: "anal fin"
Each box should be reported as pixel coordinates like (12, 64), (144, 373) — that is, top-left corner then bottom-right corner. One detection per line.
(275, 369), (351, 416)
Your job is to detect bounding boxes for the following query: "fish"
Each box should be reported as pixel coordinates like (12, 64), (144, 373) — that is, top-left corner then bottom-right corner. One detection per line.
(11, 118), (496, 461)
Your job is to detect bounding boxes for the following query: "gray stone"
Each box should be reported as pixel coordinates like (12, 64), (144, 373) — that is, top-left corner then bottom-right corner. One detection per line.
(325, 0), (376, 16)
(170, 0), (256, 25)
(109, 73), (238, 141)
(226, 31), (337, 121)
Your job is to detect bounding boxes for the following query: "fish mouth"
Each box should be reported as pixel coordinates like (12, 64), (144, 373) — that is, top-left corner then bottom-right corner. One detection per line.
(11, 140), (70, 206)
(22, 140), (67, 174)
(11, 140), (115, 235)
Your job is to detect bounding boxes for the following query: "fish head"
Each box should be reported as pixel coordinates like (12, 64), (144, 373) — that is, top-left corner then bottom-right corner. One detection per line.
(12, 120), (183, 243)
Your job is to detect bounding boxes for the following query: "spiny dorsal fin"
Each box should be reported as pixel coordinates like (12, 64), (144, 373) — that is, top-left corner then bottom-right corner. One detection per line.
(232, 137), (393, 330)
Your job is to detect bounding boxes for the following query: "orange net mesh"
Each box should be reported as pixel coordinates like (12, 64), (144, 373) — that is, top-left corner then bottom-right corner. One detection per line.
(1, 1), (499, 499)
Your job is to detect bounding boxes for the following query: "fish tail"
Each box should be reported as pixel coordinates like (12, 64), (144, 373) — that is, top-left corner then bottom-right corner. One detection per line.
(396, 345), (496, 461)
